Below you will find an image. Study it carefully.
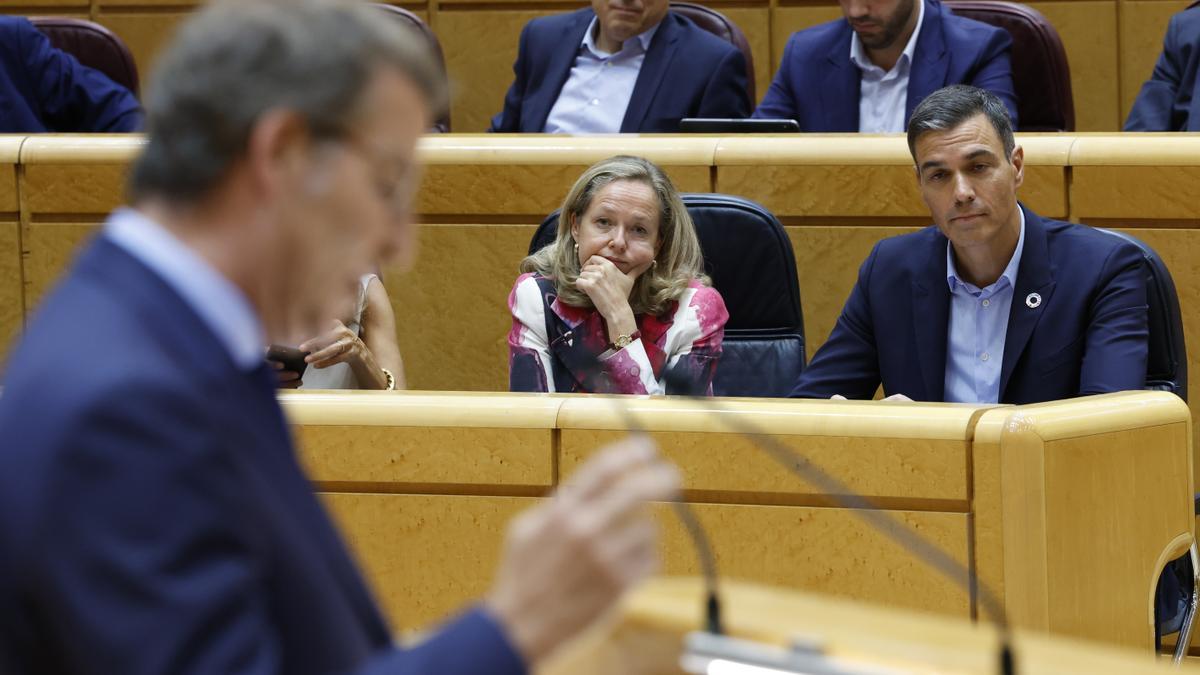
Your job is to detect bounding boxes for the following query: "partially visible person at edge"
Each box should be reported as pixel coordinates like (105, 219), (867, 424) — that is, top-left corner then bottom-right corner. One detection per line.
(508, 155), (728, 395)
(0, 16), (142, 132)
(0, 1), (679, 673)
(275, 272), (407, 390)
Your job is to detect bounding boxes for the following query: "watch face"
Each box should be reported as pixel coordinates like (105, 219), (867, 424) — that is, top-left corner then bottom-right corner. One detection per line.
(615, 335), (632, 348)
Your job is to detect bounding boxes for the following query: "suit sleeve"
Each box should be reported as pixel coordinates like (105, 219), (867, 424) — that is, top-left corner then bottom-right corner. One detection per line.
(34, 382), (526, 675)
(1077, 241), (1149, 395)
(17, 19), (142, 132)
(788, 243), (883, 399)
(966, 26), (1018, 129)
(490, 22), (533, 132)
(753, 35), (800, 120)
(1124, 13), (1186, 131)
(696, 47), (752, 119)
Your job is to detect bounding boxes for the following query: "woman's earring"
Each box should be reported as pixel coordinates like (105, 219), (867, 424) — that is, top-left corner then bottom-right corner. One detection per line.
(651, 259), (658, 268)
(573, 242), (579, 254)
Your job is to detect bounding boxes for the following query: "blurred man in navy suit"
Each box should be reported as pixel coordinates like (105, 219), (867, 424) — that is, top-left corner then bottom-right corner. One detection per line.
(0, 16), (142, 132)
(754, 0), (1017, 132)
(489, 0), (750, 133)
(0, 1), (677, 673)
(1125, 2), (1200, 131)
(791, 85), (1147, 403)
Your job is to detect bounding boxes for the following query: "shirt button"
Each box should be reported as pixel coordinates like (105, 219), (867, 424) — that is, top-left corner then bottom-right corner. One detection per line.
(982, 299), (990, 308)
(590, 98), (599, 106)
(981, 352), (990, 362)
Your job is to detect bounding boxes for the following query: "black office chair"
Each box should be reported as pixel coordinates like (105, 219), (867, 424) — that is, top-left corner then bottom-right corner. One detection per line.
(529, 193), (805, 397)
(1098, 228), (1195, 661)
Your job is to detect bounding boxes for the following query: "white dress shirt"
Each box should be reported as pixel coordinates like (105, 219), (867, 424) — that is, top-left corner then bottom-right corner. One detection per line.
(849, 0), (925, 133)
(104, 207), (265, 372)
(943, 207), (1026, 403)
(543, 18), (660, 134)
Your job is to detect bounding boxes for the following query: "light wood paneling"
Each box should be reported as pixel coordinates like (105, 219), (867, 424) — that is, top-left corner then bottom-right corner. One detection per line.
(320, 492), (971, 632)
(439, 9), (558, 133)
(789, 225), (920, 358)
(771, 5), (842, 70)
(21, 221), (98, 313)
(320, 492), (530, 629)
(94, 12), (191, 90)
(1118, 0), (1192, 125)
(721, 6), (771, 103)
(1027, 1), (1120, 132)
(561, 430), (970, 503)
(384, 223), (536, 391)
(0, 221), (21, 363)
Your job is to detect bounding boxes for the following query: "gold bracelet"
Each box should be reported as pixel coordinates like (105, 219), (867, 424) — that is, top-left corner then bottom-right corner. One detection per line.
(380, 367), (396, 391)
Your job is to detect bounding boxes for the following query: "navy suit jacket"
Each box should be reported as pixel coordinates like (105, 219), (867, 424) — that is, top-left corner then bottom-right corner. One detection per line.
(0, 236), (524, 675)
(490, 9), (751, 132)
(789, 207), (1149, 404)
(1125, 3), (1200, 131)
(753, 0), (1018, 131)
(0, 17), (142, 133)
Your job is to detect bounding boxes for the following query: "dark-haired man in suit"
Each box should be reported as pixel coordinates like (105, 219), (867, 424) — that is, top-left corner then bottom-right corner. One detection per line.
(490, 0), (751, 133)
(0, 1), (677, 673)
(790, 85), (1147, 403)
(1125, 2), (1200, 131)
(755, 0), (1017, 132)
(0, 16), (141, 132)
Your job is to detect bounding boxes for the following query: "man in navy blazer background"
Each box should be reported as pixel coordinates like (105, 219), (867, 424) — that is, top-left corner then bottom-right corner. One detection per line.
(489, 0), (751, 133)
(754, 0), (1017, 132)
(790, 85), (1147, 404)
(1125, 1), (1200, 131)
(0, 16), (142, 133)
(0, 1), (678, 673)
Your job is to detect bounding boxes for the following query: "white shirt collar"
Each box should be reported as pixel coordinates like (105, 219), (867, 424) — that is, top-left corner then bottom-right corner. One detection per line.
(582, 16), (660, 58)
(946, 205), (1026, 293)
(849, 0), (925, 74)
(104, 207), (266, 371)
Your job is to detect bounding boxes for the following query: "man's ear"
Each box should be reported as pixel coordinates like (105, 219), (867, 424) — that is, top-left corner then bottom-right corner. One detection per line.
(244, 109), (312, 201)
(1010, 144), (1025, 190)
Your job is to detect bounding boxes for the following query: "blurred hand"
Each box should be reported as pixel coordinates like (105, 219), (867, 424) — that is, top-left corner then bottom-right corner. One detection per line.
(298, 320), (366, 370)
(484, 435), (680, 665)
(270, 360), (302, 389)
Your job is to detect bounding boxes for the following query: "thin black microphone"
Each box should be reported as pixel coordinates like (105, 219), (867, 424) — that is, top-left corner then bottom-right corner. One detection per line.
(657, 365), (1016, 675)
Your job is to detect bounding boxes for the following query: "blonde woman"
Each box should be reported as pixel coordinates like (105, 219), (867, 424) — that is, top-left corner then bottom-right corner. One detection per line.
(508, 155), (728, 394)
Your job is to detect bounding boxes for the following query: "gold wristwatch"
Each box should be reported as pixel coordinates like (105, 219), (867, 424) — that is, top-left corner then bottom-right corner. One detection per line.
(610, 330), (641, 350)
(381, 367), (396, 390)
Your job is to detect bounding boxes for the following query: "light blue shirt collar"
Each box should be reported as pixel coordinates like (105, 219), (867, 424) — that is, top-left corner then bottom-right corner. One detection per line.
(849, 0), (924, 75)
(582, 16), (659, 58)
(104, 207), (266, 372)
(946, 206), (1026, 295)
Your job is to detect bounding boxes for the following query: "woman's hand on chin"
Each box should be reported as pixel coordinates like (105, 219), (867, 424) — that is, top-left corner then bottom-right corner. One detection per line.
(576, 256), (651, 341)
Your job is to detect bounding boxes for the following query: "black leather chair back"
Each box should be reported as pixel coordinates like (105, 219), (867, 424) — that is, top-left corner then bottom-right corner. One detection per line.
(530, 193), (805, 397)
(944, 0), (1074, 131)
(1098, 229), (1187, 401)
(371, 4), (451, 132)
(30, 17), (139, 96)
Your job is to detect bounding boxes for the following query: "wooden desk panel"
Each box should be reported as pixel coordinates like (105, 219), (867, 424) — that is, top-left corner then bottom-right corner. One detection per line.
(0, 221), (20, 363)
(320, 493), (971, 631)
(292, 391), (1191, 649)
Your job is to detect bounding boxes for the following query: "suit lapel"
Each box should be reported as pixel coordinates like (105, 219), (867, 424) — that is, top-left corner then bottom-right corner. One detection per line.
(823, 27), (861, 131)
(90, 238), (392, 643)
(622, 15), (680, 132)
(529, 10), (592, 131)
(910, 232), (950, 401)
(999, 206), (1056, 398)
(906, 0), (948, 123)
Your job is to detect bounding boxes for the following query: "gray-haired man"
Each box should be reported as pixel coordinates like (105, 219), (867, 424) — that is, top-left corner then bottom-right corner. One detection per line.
(0, 1), (678, 673)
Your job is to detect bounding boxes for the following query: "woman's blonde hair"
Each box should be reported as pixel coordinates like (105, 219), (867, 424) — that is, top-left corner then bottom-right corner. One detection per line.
(520, 155), (708, 316)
